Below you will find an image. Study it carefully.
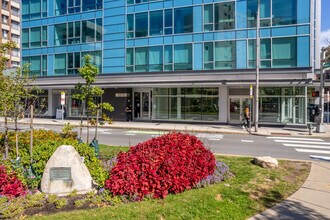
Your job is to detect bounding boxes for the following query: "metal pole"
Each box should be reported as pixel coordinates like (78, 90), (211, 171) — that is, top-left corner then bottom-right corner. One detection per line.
(317, 48), (325, 132)
(327, 91), (329, 124)
(62, 104), (64, 123)
(255, 0), (260, 132)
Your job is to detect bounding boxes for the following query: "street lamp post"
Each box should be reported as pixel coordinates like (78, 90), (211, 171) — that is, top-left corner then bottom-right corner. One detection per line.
(255, 0), (260, 132)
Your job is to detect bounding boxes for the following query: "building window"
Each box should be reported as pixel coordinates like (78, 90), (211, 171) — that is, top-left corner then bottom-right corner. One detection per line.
(164, 9), (173, 35)
(247, 0), (271, 28)
(2, 30), (8, 39)
(22, 55), (47, 76)
(126, 14), (134, 38)
(135, 12), (148, 37)
(272, 0), (297, 26)
(203, 41), (236, 70)
(11, 34), (20, 44)
(11, 6), (20, 16)
(164, 45), (173, 71)
(22, 0), (47, 20)
(204, 2), (235, 31)
(174, 7), (193, 34)
(150, 10), (163, 36)
(54, 23), (67, 45)
(54, 19), (102, 46)
(22, 26), (47, 48)
(68, 21), (81, 44)
(2, 15), (8, 24)
(174, 44), (192, 70)
(54, 51), (102, 75)
(68, 0), (81, 13)
(272, 37), (297, 67)
(55, 0), (101, 15)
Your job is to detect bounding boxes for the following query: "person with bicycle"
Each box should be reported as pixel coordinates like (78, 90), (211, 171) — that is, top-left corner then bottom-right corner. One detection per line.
(241, 106), (250, 129)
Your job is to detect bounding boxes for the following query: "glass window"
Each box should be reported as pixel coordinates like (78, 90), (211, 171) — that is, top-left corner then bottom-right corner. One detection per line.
(42, 0), (47, 17)
(22, 0), (29, 20)
(82, 20), (95, 42)
(67, 52), (80, 75)
(164, 45), (173, 71)
(30, 27), (41, 47)
(248, 40), (256, 68)
(42, 26), (47, 46)
(126, 48), (134, 72)
(135, 47), (148, 72)
(127, 14), (134, 38)
(174, 7), (193, 34)
(215, 41), (236, 69)
(247, 0), (270, 27)
(83, 0), (95, 11)
(204, 4), (213, 31)
(174, 44), (192, 70)
(68, 0), (81, 13)
(54, 54), (66, 75)
(22, 29), (29, 48)
(150, 10), (163, 36)
(261, 38), (271, 59)
(55, 24), (67, 45)
(96, 18), (102, 41)
(55, 0), (67, 15)
(204, 42), (214, 70)
(67, 21), (81, 44)
(215, 2), (235, 30)
(272, 37), (297, 67)
(82, 51), (102, 70)
(42, 55), (47, 76)
(30, 0), (41, 19)
(135, 12), (148, 37)
(164, 9), (173, 35)
(149, 46), (163, 72)
(30, 56), (41, 76)
(273, 0), (297, 26)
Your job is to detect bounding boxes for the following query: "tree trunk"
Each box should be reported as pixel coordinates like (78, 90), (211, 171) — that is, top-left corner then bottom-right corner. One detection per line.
(15, 116), (19, 158)
(86, 111), (90, 144)
(4, 116), (9, 159)
(95, 109), (99, 140)
(30, 105), (34, 163)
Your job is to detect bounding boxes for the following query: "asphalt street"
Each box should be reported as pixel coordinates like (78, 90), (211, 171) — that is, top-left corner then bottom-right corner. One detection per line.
(2, 124), (329, 162)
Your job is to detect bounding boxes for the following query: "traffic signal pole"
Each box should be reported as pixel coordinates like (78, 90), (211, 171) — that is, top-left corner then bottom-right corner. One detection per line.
(316, 47), (326, 133)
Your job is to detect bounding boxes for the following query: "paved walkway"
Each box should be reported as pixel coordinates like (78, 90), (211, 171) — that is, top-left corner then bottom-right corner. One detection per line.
(1, 117), (329, 137)
(249, 161), (330, 220)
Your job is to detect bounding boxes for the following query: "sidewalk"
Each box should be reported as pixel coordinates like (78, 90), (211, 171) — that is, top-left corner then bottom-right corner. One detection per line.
(249, 161), (330, 220)
(1, 117), (329, 137)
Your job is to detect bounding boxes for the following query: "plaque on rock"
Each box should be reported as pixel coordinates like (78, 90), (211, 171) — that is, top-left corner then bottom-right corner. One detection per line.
(50, 167), (72, 181)
(41, 145), (93, 196)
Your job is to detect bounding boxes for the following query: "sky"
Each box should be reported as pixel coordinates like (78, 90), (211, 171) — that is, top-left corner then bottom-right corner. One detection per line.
(321, 0), (330, 47)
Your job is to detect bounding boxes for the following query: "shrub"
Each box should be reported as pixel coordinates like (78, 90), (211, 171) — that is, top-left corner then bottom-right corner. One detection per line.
(0, 165), (26, 198)
(195, 161), (233, 188)
(105, 132), (215, 199)
(2, 130), (108, 188)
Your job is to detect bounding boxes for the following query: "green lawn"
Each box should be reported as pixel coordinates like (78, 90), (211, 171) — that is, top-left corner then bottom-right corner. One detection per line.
(29, 146), (310, 220)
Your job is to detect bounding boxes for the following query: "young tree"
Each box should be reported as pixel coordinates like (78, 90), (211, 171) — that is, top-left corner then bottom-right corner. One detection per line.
(73, 55), (114, 144)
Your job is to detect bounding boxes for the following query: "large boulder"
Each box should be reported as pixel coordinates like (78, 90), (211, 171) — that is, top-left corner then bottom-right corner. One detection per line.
(254, 156), (278, 169)
(41, 145), (93, 196)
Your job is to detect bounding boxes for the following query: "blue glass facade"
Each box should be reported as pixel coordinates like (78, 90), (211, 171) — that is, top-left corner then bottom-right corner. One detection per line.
(22, 0), (320, 124)
(22, 0), (314, 76)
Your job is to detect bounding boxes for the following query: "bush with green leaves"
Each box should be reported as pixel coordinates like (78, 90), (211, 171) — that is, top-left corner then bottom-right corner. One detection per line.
(1, 130), (108, 188)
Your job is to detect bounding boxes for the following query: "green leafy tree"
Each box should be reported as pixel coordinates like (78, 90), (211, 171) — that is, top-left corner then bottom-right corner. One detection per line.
(73, 55), (114, 143)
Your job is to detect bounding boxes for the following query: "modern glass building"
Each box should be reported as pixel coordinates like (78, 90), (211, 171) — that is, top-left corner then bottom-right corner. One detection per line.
(22, 0), (322, 125)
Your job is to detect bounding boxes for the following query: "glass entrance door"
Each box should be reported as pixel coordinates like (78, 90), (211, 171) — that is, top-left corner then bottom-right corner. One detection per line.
(229, 97), (253, 124)
(134, 91), (151, 119)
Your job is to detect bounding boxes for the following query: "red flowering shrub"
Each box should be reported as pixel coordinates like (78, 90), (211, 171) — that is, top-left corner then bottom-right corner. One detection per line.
(105, 132), (215, 199)
(0, 165), (26, 198)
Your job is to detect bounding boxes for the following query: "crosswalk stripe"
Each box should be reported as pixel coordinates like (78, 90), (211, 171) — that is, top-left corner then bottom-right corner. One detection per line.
(283, 144), (330, 150)
(309, 155), (330, 161)
(274, 140), (330, 145)
(125, 133), (136, 136)
(267, 137), (324, 141)
(295, 149), (330, 154)
(209, 138), (221, 141)
(241, 140), (254, 143)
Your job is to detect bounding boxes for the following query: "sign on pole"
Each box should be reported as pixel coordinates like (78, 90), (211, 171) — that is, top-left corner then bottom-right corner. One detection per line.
(61, 92), (65, 121)
(323, 62), (330, 69)
(250, 85), (253, 99)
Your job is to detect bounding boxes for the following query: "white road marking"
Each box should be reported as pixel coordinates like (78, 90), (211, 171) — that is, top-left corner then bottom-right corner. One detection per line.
(267, 137), (324, 141)
(102, 132), (112, 134)
(295, 149), (330, 154)
(283, 144), (330, 150)
(125, 133), (136, 136)
(309, 155), (330, 161)
(241, 140), (254, 143)
(274, 140), (330, 145)
(209, 138), (221, 141)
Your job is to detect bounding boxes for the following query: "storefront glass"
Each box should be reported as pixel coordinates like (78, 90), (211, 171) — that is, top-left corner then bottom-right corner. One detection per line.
(259, 87), (306, 124)
(153, 87), (219, 121)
